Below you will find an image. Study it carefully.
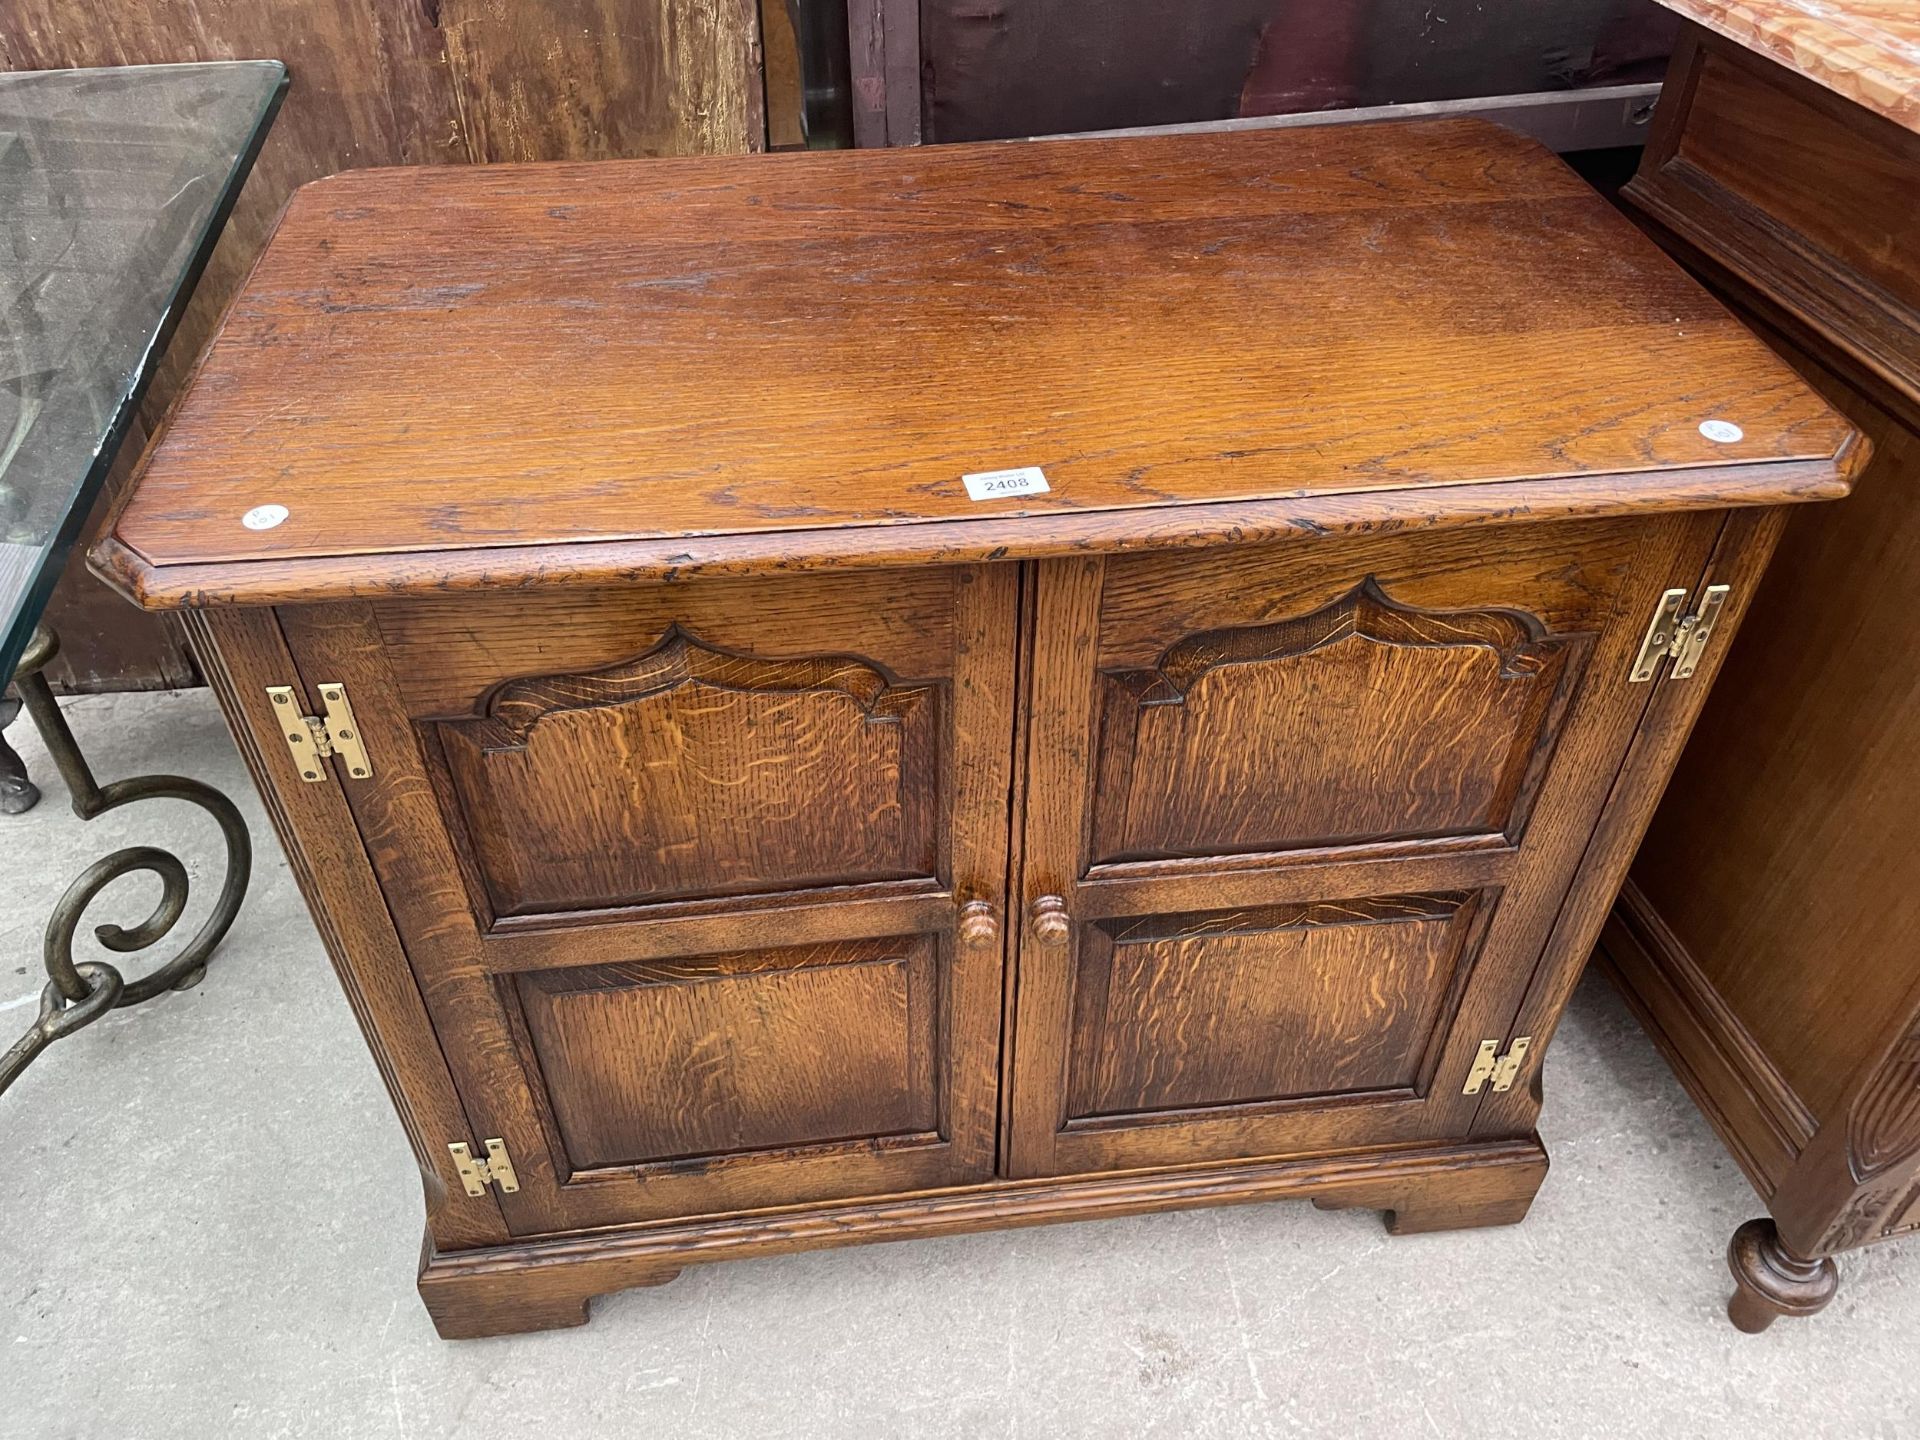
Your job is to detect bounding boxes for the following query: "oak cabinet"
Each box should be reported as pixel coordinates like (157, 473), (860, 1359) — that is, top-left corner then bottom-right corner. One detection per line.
(97, 121), (1857, 1337)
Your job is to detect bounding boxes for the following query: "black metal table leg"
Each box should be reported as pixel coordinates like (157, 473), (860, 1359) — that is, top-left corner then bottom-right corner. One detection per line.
(0, 625), (251, 1097)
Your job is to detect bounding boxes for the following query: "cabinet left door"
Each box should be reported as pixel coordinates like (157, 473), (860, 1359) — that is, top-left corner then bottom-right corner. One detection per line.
(274, 564), (1017, 1236)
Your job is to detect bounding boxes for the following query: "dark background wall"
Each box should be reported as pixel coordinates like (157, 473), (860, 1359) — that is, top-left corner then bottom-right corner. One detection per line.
(918, 0), (1677, 142)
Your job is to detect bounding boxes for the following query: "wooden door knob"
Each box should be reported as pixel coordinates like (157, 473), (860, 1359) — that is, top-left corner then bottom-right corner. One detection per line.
(957, 900), (1000, 948)
(1028, 895), (1071, 945)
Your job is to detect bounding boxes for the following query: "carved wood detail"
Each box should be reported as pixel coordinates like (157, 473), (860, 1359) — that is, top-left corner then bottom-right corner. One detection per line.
(433, 627), (941, 916)
(1090, 579), (1588, 863)
(1849, 1026), (1920, 1182)
(1831, 1021), (1920, 1247)
(1137, 579), (1555, 698)
(450, 625), (926, 746)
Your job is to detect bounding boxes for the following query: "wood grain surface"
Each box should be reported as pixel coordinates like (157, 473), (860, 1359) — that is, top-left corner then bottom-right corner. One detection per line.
(435, 630), (940, 914)
(513, 936), (938, 1171)
(100, 120), (1857, 606)
(1087, 580), (1581, 862)
(1065, 896), (1475, 1117)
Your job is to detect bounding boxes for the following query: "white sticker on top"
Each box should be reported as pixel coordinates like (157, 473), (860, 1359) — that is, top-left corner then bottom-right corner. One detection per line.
(1698, 420), (1745, 444)
(242, 504), (290, 530)
(962, 466), (1050, 502)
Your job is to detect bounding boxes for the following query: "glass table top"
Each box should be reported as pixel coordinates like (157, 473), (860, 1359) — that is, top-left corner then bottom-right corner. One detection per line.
(0, 60), (286, 683)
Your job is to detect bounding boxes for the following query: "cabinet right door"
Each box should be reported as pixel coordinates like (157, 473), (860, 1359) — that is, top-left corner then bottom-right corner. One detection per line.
(1005, 513), (1722, 1178)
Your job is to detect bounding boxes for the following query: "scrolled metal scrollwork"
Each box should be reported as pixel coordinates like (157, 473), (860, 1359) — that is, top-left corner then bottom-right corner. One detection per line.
(0, 624), (252, 1097)
(46, 780), (251, 1005)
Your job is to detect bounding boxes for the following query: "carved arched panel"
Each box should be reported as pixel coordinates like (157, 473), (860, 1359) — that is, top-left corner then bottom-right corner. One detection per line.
(433, 627), (941, 916)
(1089, 579), (1588, 864)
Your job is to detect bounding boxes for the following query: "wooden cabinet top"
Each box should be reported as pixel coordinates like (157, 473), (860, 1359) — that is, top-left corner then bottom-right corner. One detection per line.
(1653, 0), (1920, 132)
(98, 120), (1859, 608)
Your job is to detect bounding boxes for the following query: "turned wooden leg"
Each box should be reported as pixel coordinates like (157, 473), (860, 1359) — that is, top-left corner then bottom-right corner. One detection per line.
(418, 1262), (683, 1340)
(1726, 1218), (1838, 1333)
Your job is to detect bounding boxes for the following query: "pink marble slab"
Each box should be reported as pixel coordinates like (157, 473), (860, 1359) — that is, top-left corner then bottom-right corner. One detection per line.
(1661, 0), (1920, 132)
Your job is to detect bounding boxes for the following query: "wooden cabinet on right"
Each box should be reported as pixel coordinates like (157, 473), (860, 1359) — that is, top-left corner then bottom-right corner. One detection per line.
(1607, 15), (1920, 1332)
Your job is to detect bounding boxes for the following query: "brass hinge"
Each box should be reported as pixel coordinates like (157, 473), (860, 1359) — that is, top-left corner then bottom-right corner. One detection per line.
(1463, 1036), (1533, 1096)
(448, 1138), (520, 1197)
(266, 683), (373, 783)
(1629, 584), (1731, 683)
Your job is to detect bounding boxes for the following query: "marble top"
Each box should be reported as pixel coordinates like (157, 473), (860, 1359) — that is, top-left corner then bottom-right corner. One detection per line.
(1659, 0), (1920, 131)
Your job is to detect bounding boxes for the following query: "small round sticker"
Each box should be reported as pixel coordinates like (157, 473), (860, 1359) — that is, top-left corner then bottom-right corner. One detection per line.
(242, 504), (289, 530)
(1698, 420), (1744, 444)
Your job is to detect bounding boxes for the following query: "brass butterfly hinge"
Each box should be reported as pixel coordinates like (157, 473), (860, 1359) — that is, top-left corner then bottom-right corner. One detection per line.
(448, 1138), (520, 1197)
(1463, 1037), (1533, 1096)
(266, 683), (373, 783)
(1629, 584), (1732, 683)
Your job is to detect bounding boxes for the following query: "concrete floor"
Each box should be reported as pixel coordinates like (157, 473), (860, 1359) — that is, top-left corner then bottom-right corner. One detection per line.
(1, 687), (1913, 1439)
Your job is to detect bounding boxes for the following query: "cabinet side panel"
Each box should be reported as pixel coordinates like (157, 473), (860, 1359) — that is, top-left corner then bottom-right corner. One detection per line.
(1624, 26), (1920, 411)
(187, 607), (508, 1249)
(1627, 353), (1920, 1129)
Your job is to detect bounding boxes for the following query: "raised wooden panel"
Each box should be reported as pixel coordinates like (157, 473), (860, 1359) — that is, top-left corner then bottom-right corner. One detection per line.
(512, 936), (937, 1173)
(434, 628), (940, 917)
(1676, 51), (1919, 318)
(1064, 894), (1485, 1121)
(1089, 580), (1585, 864)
